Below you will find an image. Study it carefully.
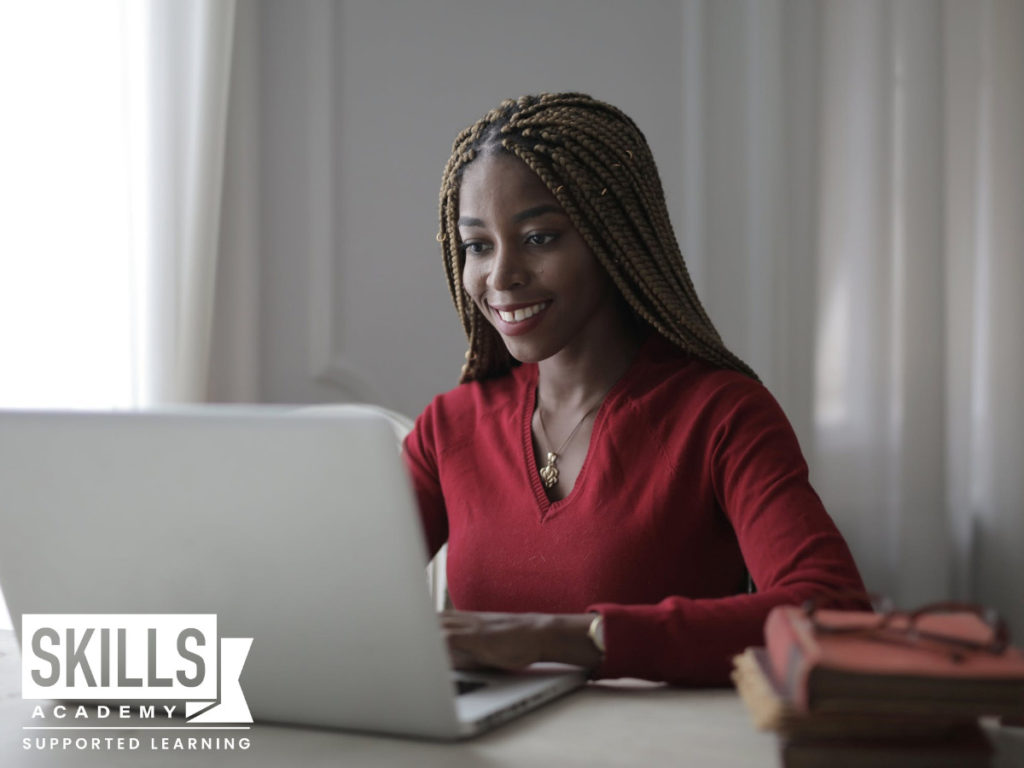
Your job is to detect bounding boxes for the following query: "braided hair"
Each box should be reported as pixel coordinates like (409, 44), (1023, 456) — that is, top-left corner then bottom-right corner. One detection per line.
(438, 92), (758, 383)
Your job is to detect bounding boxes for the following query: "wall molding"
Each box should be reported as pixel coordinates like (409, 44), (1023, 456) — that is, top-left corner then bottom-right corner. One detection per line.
(303, 0), (369, 403)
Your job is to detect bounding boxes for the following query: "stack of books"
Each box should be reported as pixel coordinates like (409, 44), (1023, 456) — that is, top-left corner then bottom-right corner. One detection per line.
(732, 602), (1024, 767)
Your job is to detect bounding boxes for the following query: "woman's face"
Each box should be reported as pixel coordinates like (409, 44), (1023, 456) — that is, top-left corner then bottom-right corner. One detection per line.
(458, 153), (621, 364)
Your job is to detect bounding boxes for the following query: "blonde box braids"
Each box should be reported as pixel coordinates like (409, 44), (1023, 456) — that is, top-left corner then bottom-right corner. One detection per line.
(438, 93), (758, 383)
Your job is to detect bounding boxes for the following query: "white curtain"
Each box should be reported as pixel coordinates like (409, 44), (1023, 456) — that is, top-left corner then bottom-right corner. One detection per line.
(0, 0), (238, 630)
(207, 0), (263, 403)
(942, 0), (1024, 633)
(682, 0), (1024, 634)
(129, 0), (237, 405)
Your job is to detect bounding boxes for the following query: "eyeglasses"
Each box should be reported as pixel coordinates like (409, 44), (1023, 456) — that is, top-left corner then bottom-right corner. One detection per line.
(801, 591), (1010, 663)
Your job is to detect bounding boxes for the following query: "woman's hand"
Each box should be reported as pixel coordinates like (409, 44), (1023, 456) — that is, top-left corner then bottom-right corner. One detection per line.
(440, 610), (602, 671)
(441, 611), (546, 670)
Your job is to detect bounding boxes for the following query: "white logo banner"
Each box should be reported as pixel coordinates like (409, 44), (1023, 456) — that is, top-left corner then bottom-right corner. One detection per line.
(21, 614), (252, 724)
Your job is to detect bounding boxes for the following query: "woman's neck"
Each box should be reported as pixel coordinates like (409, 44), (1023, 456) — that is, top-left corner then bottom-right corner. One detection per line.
(535, 314), (644, 413)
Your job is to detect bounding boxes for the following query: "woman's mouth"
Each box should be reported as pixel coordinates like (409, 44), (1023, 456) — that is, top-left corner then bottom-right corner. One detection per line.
(489, 301), (552, 336)
(494, 301), (550, 323)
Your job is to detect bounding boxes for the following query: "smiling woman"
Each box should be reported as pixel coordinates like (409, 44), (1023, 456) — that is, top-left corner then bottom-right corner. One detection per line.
(403, 93), (867, 685)
(458, 154), (632, 387)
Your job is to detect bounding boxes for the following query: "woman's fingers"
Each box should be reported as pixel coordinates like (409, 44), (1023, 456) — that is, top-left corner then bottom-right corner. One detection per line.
(440, 610), (543, 670)
(440, 610), (482, 632)
(447, 646), (485, 670)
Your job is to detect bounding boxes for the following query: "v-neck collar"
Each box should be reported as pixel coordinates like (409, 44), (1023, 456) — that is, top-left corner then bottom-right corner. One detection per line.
(518, 343), (649, 521)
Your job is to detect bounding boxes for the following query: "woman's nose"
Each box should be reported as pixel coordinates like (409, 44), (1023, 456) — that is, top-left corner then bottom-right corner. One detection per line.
(487, 242), (528, 290)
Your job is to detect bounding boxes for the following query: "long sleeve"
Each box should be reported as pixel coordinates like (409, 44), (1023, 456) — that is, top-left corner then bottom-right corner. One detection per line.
(404, 335), (867, 686)
(402, 401), (449, 560)
(588, 381), (866, 685)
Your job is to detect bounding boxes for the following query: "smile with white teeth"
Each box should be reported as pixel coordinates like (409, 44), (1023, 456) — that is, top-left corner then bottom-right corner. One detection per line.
(494, 302), (549, 323)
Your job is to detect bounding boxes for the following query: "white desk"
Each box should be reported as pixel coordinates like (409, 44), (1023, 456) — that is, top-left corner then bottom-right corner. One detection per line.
(3, 630), (1023, 767)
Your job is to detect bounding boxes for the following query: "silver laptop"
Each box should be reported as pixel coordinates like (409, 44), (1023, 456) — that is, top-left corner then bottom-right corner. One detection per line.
(0, 409), (585, 739)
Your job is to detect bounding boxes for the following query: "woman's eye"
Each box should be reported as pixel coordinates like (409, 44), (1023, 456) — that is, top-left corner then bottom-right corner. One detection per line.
(459, 241), (490, 256)
(526, 233), (557, 246)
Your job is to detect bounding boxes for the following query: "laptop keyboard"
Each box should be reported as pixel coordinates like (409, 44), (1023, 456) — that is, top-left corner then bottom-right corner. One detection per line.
(455, 679), (488, 696)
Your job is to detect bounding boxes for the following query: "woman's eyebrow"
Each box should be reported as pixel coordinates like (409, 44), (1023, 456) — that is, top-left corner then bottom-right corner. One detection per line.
(458, 204), (564, 229)
(512, 204), (563, 223)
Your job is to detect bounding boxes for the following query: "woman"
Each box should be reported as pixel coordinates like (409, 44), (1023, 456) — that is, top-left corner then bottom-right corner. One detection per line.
(403, 93), (865, 685)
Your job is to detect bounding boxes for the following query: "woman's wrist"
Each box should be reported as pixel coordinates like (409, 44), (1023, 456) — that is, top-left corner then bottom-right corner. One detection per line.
(535, 612), (605, 669)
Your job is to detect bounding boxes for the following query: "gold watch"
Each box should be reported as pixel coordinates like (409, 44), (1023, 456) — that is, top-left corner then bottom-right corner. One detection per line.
(587, 613), (606, 655)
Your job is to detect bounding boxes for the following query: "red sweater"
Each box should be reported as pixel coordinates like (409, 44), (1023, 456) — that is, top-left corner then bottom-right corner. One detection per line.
(403, 333), (866, 685)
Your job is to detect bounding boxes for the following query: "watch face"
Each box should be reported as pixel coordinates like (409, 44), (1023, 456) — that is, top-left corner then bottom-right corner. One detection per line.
(589, 614), (606, 653)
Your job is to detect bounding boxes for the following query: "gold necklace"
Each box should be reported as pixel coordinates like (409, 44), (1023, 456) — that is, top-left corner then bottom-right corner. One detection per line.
(536, 401), (600, 489)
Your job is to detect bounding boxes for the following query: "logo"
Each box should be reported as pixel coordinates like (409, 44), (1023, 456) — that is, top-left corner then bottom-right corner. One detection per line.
(19, 614), (252, 753)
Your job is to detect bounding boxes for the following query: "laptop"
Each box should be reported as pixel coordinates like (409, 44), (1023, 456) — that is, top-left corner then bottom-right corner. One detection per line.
(0, 408), (585, 739)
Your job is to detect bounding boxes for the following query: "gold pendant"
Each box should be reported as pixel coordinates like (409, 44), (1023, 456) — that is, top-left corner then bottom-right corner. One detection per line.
(539, 451), (559, 488)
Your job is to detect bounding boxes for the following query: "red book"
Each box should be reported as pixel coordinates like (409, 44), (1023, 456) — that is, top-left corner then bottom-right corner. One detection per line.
(764, 604), (1024, 717)
(779, 727), (994, 768)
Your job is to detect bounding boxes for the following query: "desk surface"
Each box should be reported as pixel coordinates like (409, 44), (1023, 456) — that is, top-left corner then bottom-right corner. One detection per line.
(3, 630), (1023, 767)
(0, 629), (774, 767)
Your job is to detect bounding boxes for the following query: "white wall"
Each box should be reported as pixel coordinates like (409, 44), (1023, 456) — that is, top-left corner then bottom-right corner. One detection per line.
(229, 2), (1024, 632)
(246, 0), (688, 418)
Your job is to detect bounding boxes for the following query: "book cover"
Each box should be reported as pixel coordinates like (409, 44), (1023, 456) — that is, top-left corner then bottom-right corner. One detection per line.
(764, 605), (1024, 716)
(779, 728), (993, 768)
(732, 647), (975, 740)
(733, 648), (995, 768)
